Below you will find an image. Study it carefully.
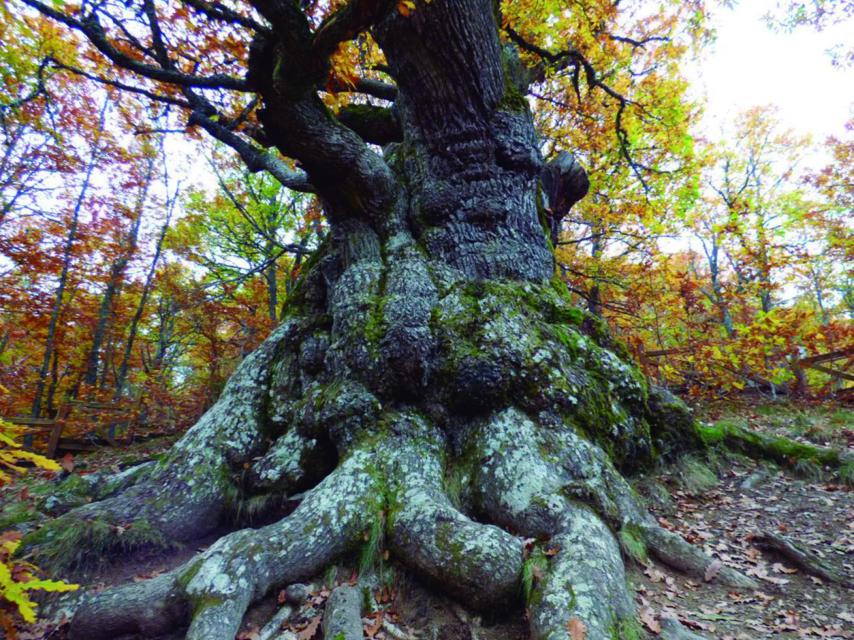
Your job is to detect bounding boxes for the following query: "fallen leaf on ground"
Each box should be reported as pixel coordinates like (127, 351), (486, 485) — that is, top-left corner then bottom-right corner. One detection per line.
(640, 607), (661, 634)
(567, 617), (587, 640)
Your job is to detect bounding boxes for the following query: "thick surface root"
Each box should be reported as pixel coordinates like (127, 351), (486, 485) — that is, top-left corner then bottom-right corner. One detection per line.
(322, 585), (363, 640)
(69, 450), (380, 639)
(471, 408), (636, 638)
(385, 413), (523, 608)
(23, 322), (297, 569)
(752, 531), (853, 589)
(530, 504), (635, 639)
(469, 407), (755, 638)
(698, 420), (853, 479)
(61, 404), (757, 640)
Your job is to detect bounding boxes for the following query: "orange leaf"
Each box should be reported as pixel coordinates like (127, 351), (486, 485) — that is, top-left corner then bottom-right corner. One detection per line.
(297, 615), (322, 640)
(567, 617), (587, 640)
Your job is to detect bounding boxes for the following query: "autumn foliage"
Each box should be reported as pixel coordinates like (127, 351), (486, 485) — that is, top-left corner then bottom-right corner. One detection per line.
(0, 0), (850, 456)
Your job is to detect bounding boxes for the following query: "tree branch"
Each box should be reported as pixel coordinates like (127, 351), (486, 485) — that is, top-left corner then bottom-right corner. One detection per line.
(22, 0), (251, 91)
(312, 0), (397, 58)
(46, 58), (192, 109)
(606, 33), (669, 49)
(180, 0), (270, 34)
(506, 25), (650, 192)
(188, 111), (313, 192)
(336, 103), (401, 145)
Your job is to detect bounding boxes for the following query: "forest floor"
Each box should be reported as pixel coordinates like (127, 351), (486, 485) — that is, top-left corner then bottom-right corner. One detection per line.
(4, 397), (852, 640)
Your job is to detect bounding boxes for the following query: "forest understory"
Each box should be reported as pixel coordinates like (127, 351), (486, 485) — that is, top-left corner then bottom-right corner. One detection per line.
(3, 398), (850, 640)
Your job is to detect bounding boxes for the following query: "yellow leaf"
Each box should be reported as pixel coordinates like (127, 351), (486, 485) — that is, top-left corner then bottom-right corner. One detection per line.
(397, 0), (416, 16)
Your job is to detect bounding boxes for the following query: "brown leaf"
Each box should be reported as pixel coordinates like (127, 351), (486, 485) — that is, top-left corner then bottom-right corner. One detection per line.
(132, 569), (163, 582)
(640, 607), (661, 634)
(567, 617), (587, 640)
(297, 615), (322, 640)
(60, 453), (74, 473)
(364, 611), (384, 638)
(771, 562), (797, 574)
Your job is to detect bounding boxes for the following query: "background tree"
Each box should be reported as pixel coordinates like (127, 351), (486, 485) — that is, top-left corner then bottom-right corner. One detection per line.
(1, 0), (849, 638)
(8, 1), (765, 639)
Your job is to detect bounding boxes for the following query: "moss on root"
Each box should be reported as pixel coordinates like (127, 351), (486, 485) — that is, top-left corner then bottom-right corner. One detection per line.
(697, 418), (852, 482)
(358, 513), (385, 577)
(21, 514), (176, 572)
(675, 455), (719, 495)
(0, 501), (41, 530)
(618, 524), (648, 565)
(610, 616), (645, 640)
(521, 547), (550, 605)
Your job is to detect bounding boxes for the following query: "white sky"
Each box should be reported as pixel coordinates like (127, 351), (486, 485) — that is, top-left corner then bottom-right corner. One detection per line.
(689, 0), (853, 143)
(163, 1), (854, 204)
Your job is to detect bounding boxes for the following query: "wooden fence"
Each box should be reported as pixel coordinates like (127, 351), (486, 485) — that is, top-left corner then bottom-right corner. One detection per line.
(5, 399), (132, 458)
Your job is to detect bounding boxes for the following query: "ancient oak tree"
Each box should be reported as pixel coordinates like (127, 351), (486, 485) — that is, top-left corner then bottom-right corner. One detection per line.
(19, 1), (754, 637)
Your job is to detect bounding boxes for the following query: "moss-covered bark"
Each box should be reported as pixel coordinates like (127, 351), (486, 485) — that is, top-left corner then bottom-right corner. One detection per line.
(23, 2), (755, 638)
(698, 419), (853, 476)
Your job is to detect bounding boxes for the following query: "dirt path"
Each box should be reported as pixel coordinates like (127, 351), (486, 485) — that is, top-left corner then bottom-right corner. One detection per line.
(632, 456), (852, 638)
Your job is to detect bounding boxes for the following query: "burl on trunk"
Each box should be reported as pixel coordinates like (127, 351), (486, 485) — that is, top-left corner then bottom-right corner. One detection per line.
(24, 2), (753, 638)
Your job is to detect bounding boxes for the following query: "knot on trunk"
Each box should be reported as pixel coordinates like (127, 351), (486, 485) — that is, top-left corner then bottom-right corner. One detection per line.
(541, 151), (590, 245)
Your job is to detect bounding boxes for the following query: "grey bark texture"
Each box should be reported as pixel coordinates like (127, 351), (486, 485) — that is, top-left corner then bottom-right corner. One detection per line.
(322, 585), (362, 640)
(22, 2), (752, 639)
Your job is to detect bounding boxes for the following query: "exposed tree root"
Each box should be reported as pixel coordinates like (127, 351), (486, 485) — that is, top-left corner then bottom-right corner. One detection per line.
(386, 413), (523, 609)
(752, 531), (853, 589)
(468, 407), (753, 639)
(69, 449), (380, 639)
(56, 404), (756, 640)
(22, 322), (297, 569)
(641, 526), (756, 589)
(322, 585), (362, 640)
(697, 420), (853, 480)
(258, 602), (295, 640)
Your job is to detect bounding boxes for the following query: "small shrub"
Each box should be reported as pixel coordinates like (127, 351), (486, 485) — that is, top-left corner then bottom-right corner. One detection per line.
(0, 417), (78, 636)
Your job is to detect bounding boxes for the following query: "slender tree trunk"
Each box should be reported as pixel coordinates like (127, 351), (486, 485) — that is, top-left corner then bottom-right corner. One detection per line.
(264, 247), (278, 322)
(31, 99), (109, 418)
(113, 200), (173, 399)
(84, 151), (156, 388)
(588, 230), (604, 316)
(811, 268), (829, 325)
(45, 344), (60, 417)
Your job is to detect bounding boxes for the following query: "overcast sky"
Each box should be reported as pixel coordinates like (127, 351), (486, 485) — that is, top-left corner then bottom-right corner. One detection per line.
(690, 0), (853, 143)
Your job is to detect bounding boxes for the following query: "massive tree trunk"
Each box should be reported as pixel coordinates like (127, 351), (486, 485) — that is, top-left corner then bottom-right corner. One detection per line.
(23, 2), (754, 638)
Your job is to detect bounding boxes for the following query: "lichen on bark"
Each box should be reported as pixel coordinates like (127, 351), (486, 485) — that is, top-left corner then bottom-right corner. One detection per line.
(22, 2), (754, 638)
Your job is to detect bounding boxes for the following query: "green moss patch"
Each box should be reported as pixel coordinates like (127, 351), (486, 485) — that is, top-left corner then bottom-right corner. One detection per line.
(21, 514), (176, 572)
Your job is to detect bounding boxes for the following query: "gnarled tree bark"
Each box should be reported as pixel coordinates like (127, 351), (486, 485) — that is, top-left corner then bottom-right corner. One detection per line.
(21, 1), (753, 638)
